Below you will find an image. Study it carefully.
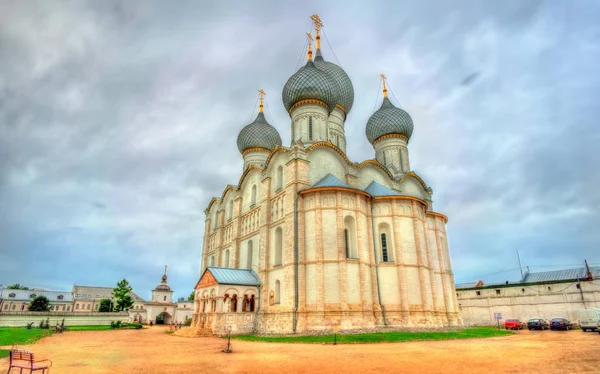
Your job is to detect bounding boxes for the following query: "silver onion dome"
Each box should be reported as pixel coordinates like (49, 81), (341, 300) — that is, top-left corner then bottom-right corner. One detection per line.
(282, 60), (339, 113)
(237, 112), (282, 154)
(313, 49), (354, 114)
(366, 97), (414, 144)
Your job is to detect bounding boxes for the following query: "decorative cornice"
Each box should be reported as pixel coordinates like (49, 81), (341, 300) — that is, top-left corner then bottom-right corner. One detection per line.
(372, 133), (409, 146)
(263, 145), (289, 171)
(335, 103), (346, 114)
(374, 195), (428, 208)
(241, 147), (271, 156)
(220, 185), (238, 202)
(289, 99), (328, 114)
(300, 186), (371, 198)
(426, 211), (448, 223)
(237, 165), (262, 189)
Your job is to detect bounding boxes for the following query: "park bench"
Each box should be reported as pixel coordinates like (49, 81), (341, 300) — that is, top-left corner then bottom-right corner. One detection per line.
(7, 349), (52, 373)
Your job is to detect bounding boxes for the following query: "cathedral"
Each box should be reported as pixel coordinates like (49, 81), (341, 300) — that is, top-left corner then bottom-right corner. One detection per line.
(191, 16), (462, 335)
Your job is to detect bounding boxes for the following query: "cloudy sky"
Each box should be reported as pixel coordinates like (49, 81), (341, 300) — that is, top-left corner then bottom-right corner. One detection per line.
(1, 0), (599, 300)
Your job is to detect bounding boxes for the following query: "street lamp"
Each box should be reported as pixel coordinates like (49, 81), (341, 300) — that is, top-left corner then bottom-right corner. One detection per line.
(222, 325), (233, 353)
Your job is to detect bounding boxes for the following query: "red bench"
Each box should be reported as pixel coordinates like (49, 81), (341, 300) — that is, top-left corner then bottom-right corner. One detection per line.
(8, 349), (52, 373)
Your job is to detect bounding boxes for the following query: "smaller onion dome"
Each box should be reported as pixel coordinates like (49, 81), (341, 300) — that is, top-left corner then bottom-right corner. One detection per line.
(366, 75), (414, 144)
(282, 59), (339, 114)
(237, 112), (282, 154)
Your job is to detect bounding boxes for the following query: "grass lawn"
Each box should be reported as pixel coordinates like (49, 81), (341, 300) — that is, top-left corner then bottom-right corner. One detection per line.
(67, 325), (113, 331)
(0, 327), (53, 346)
(232, 327), (514, 344)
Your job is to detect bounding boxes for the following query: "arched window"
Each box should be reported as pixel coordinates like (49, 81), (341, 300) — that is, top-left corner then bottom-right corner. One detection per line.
(251, 185), (257, 206)
(383, 151), (387, 165)
(274, 227), (283, 266)
(378, 223), (393, 262)
(381, 234), (389, 262)
(209, 255), (215, 267)
(231, 294), (238, 312)
(344, 216), (358, 258)
(224, 249), (230, 268)
(277, 166), (283, 190)
(275, 280), (281, 304)
(247, 241), (253, 270)
(228, 200), (234, 220)
(250, 295), (255, 311)
(308, 116), (313, 140)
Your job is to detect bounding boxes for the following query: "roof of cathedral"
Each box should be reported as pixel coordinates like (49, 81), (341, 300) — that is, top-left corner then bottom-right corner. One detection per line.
(311, 173), (352, 189)
(313, 49), (354, 114)
(206, 267), (260, 286)
(365, 181), (401, 197)
(237, 112), (282, 154)
(282, 60), (339, 113)
(366, 97), (414, 144)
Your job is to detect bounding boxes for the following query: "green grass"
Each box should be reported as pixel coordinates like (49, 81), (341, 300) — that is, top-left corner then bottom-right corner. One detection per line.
(0, 327), (53, 346)
(232, 327), (513, 344)
(67, 325), (113, 331)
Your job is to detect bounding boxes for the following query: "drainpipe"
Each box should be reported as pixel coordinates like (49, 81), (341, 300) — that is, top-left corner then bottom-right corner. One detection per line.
(370, 198), (388, 326)
(293, 193), (301, 333)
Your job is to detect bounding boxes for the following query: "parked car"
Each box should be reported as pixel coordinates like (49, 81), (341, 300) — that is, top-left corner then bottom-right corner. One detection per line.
(577, 308), (600, 332)
(504, 319), (525, 330)
(527, 318), (549, 330)
(550, 318), (573, 331)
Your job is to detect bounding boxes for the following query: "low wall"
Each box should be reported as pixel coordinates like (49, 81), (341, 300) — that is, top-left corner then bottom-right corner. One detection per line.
(0, 312), (129, 327)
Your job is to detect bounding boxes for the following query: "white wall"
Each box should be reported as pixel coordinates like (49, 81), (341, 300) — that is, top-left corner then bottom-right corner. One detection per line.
(0, 312), (129, 327)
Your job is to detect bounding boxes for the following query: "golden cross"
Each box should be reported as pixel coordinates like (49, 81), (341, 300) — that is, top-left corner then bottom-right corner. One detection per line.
(380, 73), (388, 97)
(306, 32), (314, 60)
(258, 89), (266, 112)
(311, 14), (324, 31)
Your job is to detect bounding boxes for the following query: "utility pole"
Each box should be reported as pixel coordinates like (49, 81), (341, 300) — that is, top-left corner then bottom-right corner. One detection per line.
(516, 249), (524, 279)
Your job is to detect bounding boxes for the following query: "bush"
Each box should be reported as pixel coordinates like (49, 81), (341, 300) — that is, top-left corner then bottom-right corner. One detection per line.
(29, 296), (51, 312)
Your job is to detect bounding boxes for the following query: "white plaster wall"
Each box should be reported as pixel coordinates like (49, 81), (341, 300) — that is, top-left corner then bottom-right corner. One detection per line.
(406, 267), (423, 305)
(322, 210), (338, 260)
(324, 263), (340, 304)
(239, 236), (259, 270)
(305, 264), (317, 305)
(243, 151), (269, 170)
(399, 177), (426, 200)
(291, 104), (329, 144)
(326, 107), (346, 153)
(307, 148), (347, 185)
(346, 263), (361, 304)
(379, 267), (401, 305)
(241, 171), (262, 211)
(304, 210), (316, 261)
(355, 165), (391, 190)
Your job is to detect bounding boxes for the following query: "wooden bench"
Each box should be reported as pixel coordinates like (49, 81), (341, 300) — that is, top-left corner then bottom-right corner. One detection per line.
(7, 350), (52, 373)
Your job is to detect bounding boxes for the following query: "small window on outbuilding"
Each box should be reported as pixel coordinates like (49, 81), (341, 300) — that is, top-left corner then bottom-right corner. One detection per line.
(576, 283), (581, 289)
(58, 295), (64, 300)
(495, 289), (501, 295)
(9, 293), (15, 298)
(521, 288), (525, 293)
(476, 291), (481, 296)
(547, 286), (552, 291)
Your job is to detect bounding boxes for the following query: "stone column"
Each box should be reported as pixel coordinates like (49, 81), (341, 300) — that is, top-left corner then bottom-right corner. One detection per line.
(355, 195), (368, 311)
(365, 199), (382, 324)
(411, 201), (433, 315)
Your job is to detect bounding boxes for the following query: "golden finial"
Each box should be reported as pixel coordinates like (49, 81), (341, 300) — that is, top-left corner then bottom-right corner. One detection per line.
(310, 14), (323, 50)
(258, 89), (266, 113)
(380, 73), (388, 98)
(306, 32), (314, 60)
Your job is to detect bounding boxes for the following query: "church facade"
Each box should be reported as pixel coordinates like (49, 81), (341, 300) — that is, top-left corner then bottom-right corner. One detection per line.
(192, 17), (462, 335)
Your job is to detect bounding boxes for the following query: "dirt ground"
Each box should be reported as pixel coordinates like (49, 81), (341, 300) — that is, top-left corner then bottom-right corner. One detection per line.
(1, 327), (599, 373)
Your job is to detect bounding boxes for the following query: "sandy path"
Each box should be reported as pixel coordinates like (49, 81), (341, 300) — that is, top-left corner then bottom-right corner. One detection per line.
(1, 327), (598, 373)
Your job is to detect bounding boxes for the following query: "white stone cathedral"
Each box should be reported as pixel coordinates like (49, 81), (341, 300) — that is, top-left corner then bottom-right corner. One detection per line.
(192, 17), (462, 335)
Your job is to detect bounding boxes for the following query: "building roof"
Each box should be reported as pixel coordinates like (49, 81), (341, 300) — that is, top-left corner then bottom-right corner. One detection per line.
(205, 267), (260, 286)
(72, 285), (146, 303)
(365, 181), (400, 197)
(311, 173), (351, 189)
(0, 288), (73, 302)
(455, 266), (600, 290)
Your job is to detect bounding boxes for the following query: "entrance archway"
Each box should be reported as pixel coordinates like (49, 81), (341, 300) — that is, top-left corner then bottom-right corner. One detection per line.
(156, 312), (172, 325)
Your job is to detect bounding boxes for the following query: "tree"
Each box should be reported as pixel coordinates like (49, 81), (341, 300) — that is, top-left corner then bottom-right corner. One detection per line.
(177, 297), (185, 302)
(98, 299), (114, 312)
(28, 296), (50, 311)
(112, 279), (134, 312)
(188, 291), (195, 301)
(6, 284), (29, 290)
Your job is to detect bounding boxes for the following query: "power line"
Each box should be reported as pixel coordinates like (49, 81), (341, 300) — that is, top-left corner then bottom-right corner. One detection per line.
(373, 79), (382, 113)
(265, 98), (276, 128)
(294, 20), (314, 71)
(247, 94), (259, 125)
(386, 81), (402, 109)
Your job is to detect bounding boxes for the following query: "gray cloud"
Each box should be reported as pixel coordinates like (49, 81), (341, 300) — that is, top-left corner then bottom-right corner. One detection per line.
(1, 0), (599, 297)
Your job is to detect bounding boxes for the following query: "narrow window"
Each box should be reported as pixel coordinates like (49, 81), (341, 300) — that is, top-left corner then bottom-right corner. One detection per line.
(251, 185), (257, 206)
(495, 289), (501, 295)
(225, 249), (230, 268)
(308, 117), (313, 140)
(163, 296), (166, 301)
(344, 229), (350, 258)
(232, 295), (238, 312)
(76, 304), (79, 309)
(250, 295), (255, 311)
(275, 280), (281, 304)
(247, 241), (253, 270)
(277, 166), (283, 190)
(274, 227), (283, 266)
(476, 291), (481, 296)
(210, 256), (215, 267)
(383, 151), (387, 165)
(399, 150), (403, 171)
(381, 233), (389, 262)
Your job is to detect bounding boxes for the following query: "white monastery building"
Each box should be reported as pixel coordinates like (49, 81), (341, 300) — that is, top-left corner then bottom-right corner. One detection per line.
(192, 16), (462, 335)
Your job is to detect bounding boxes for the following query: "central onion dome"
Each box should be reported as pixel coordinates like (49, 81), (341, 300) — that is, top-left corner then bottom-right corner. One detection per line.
(313, 49), (354, 114)
(282, 59), (339, 114)
(366, 97), (414, 144)
(237, 112), (282, 154)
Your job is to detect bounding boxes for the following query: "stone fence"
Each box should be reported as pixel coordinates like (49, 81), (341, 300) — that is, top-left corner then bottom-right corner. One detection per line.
(0, 311), (129, 327)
